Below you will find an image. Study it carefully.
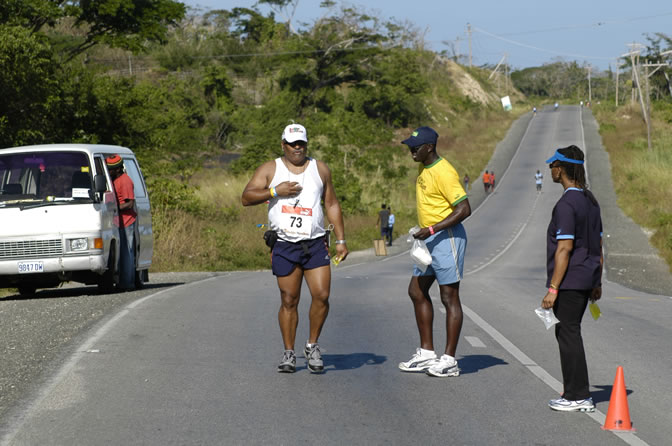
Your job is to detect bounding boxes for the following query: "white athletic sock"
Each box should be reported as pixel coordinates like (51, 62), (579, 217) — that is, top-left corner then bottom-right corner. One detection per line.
(420, 348), (436, 357)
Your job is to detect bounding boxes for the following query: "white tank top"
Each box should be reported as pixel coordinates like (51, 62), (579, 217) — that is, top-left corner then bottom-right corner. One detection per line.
(268, 157), (325, 242)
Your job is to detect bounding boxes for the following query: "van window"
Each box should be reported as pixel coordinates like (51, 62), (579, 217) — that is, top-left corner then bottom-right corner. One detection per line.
(122, 159), (148, 199)
(94, 156), (111, 191)
(0, 151), (92, 199)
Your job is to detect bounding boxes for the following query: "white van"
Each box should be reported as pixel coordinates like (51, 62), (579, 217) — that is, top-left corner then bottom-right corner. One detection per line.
(0, 144), (153, 295)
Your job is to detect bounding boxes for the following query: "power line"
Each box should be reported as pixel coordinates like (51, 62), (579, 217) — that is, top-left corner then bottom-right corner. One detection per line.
(473, 26), (616, 61)
(498, 12), (672, 37)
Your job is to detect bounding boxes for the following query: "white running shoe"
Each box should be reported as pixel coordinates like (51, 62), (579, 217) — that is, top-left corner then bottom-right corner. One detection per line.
(304, 342), (324, 373)
(398, 348), (437, 372)
(426, 354), (460, 377)
(277, 350), (296, 373)
(548, 397), (595, 412)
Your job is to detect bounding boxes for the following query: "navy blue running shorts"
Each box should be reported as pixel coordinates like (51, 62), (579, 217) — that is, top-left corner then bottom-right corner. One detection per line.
(271, 236), (330, 276)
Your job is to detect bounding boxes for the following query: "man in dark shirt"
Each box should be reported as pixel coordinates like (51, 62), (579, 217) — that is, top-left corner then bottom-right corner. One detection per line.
(376, 204), (390, 240)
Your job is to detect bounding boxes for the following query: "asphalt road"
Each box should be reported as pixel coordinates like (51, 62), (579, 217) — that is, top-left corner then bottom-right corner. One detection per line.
(1, 106), (671, 445)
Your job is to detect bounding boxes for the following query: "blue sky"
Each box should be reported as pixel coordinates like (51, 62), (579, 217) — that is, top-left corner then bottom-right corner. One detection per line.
(183, 1), (672, 71)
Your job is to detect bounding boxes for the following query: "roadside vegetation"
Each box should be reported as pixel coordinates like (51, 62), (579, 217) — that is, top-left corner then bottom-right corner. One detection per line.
(0, 1), (524, 275)
(1, 1), (669, 278)
(592, 102), (672, 271)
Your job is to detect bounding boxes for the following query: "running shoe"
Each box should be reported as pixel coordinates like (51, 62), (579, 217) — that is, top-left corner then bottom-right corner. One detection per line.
(548, 397), (595, 412)
(304, 342), (324, 373)
(277, 350), (296, 373)
(398, 348), (438, 372)
(425, 354), (460, 377)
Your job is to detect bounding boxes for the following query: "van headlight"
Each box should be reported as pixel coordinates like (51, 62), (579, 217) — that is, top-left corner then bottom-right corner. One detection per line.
(68, 238), (89, 251)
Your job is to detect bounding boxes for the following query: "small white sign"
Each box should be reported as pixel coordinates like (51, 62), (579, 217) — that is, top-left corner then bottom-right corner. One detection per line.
(501, 96), (512, 111)
(72, 188), (90, 198)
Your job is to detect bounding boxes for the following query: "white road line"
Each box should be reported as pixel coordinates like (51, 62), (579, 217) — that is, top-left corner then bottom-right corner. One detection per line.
(464, 336), (486, 348)
(580, 107), (589, 183)
(465, 192), (541, 276)
(461, 303), (649, 446)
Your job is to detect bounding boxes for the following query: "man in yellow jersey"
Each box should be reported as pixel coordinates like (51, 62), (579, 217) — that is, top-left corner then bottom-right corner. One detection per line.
(398, 126), (471, 377)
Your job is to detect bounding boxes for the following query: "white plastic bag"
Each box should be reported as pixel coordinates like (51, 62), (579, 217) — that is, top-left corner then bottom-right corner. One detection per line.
(408, 226), (432, 272)
(534, 307), (560, 330)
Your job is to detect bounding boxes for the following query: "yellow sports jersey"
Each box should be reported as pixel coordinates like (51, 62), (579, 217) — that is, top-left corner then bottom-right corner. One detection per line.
(416, 157), (467, 228)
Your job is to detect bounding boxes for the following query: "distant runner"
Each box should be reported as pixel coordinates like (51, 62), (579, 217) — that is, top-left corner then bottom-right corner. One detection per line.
(482, 170), (490, 194)
(535, 170), (543, 192)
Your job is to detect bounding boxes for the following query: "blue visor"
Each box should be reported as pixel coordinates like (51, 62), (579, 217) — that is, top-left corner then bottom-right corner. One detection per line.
(546, 150), (584, 165)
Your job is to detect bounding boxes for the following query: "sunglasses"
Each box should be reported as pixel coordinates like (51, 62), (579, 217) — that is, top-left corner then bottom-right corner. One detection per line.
(409, 144), (424, 154)
(549, 162), (560, 169)
(285, 140), (307, 148)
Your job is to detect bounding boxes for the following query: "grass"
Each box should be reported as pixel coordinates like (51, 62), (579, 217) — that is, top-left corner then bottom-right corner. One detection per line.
(593, 103), (672, 272)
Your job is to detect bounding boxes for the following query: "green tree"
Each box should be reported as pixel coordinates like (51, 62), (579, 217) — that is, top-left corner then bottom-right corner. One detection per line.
(0, 25), (59, 146)
(0, 0), (186, 59)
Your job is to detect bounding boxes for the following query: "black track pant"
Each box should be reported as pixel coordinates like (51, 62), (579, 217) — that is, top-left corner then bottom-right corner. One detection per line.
(553, 289), (591, 400)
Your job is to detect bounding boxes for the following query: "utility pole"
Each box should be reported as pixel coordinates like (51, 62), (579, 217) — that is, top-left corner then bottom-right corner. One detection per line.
(615, 64), (619, 106)
(644, 62), (652, 151)
(587, 65), (592, 103)
(467, 23), (472, 68)
(455, 36), (461, 63)
(660, 50), (672, 97)
(627, 43), (643, 104)
(488, 54), (506, 80)
(623, 48), (650, 149)
(642, 60), (668, 151)
(488, 54), (508, 95)
(505, 54), (509, 94)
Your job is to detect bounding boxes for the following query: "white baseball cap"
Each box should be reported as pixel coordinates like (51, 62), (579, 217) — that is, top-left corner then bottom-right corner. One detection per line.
(282, 124), (308, 143)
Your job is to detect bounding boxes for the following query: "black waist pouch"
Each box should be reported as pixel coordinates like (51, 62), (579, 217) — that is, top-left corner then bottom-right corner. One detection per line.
(263, 230), (278, 250)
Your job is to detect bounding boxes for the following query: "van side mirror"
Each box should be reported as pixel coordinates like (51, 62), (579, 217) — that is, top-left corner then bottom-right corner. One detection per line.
(94, 175), (107, 193)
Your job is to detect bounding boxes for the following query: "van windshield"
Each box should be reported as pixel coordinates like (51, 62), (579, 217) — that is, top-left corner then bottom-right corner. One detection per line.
(0, 151), (94, 207)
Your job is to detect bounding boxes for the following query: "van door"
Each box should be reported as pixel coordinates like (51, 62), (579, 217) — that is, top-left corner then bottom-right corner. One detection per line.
(121, 157), (153, 270)
(94, 155), (120, 272)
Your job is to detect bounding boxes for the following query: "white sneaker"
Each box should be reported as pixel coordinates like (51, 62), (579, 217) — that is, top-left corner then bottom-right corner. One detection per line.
(426, 354), (460, 377)
(548, 397), (595, 412)
(398, 348), (437, 372)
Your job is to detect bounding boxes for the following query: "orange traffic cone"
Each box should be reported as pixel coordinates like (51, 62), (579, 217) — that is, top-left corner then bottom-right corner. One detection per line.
(602, 366), (635, 432)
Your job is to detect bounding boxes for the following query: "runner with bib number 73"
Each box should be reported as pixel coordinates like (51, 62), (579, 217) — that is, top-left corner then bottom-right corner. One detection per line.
(241, 123), (348, 374)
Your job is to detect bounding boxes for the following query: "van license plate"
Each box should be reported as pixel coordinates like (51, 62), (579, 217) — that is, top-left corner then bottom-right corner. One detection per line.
(18, 261), (44, 274)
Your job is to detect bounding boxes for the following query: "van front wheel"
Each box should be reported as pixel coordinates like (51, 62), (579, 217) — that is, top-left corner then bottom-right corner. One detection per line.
(98, 249), (117, 293)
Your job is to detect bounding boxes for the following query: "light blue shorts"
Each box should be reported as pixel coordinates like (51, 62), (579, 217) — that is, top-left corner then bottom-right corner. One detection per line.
(413, 223), (467, 285)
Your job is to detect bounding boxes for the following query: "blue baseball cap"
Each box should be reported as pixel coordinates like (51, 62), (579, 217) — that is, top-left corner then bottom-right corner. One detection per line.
(546, 149), (584, 165)
(401, 126), (438, 147)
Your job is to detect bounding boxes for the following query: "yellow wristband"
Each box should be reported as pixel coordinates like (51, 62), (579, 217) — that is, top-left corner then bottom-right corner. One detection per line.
(269, 187), (277, 198)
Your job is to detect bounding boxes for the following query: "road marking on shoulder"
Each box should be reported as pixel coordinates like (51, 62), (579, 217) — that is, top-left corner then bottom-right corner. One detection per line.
(461, 302), (649, 446)
(464, 336), (486, 348)
(465, 193), (541, 275)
